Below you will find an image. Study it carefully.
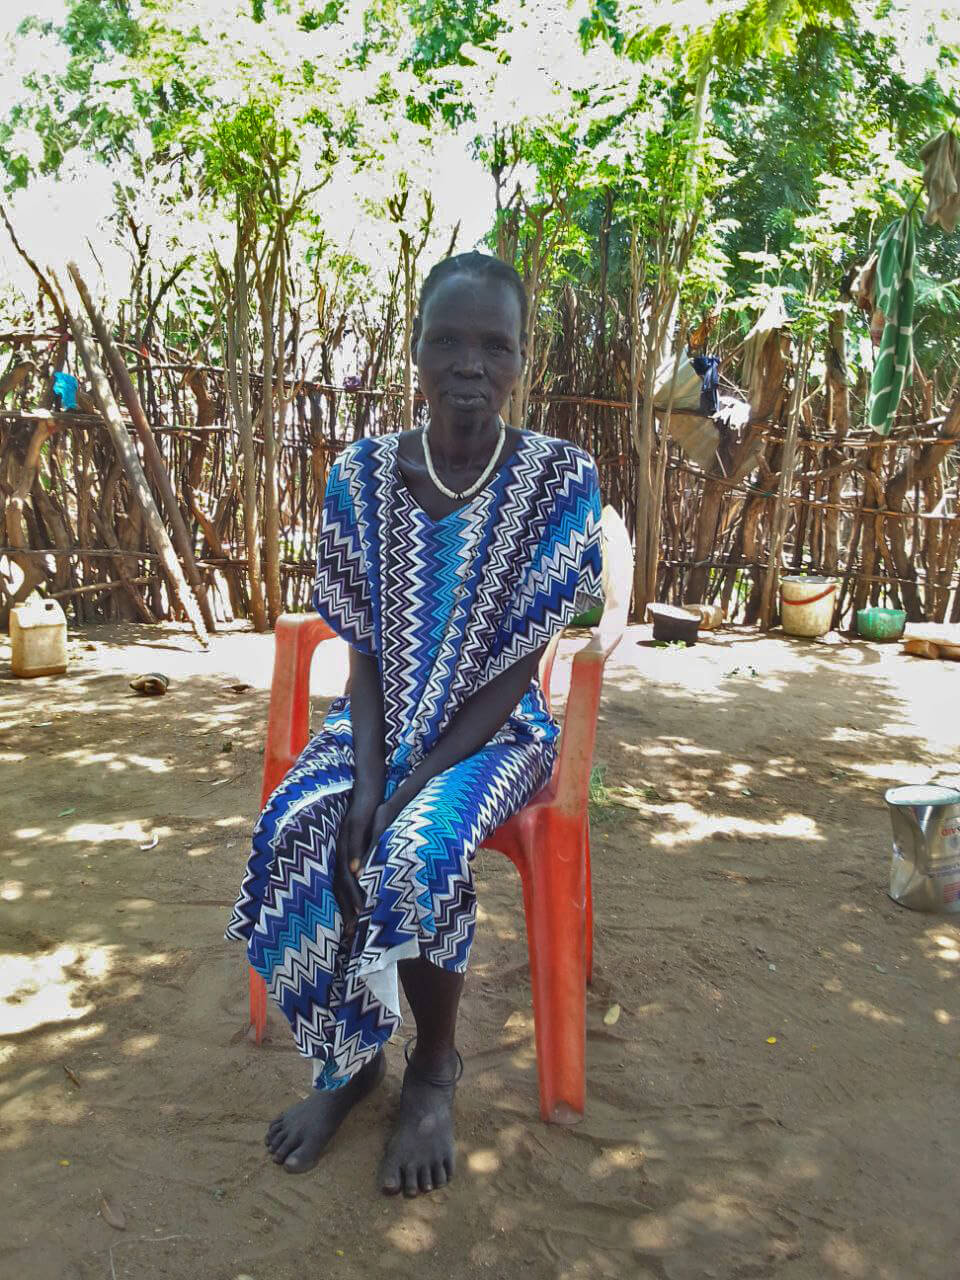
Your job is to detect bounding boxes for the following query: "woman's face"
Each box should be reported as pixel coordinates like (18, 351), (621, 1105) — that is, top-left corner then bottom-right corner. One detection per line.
(413, 273), (525, 427)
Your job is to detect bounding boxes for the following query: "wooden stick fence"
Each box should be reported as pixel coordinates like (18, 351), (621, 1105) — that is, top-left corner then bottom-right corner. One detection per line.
(1, 311), (957, 631)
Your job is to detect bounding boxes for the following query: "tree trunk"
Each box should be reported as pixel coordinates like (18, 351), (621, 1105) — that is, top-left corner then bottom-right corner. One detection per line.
(401, 233), (415, 433)
(258, 250), (282, 626)
(823, 304), (851, 574)
(629, 224), (653, 616)
(224, 228), (268, 633)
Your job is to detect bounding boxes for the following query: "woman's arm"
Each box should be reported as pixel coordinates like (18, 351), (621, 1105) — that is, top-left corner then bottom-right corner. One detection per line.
(335, 646), (387, 925)
(351, 644), (546, 871)
(348, 646), (386, 791)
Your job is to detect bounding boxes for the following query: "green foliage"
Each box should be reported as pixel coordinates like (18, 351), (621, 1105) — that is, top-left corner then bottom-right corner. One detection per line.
(2, 0), (960, 399)
(1, 0), (146, 187)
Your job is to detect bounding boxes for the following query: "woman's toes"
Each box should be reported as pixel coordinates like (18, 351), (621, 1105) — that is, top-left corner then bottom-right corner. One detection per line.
(272, 1133), (300, 1164)
(266, 1125), (286, 1152)
(381, 1168), (401, 1196)
(418, 1166), (433, 1193)
(432, 1161), (447, 1188)
(283, 1148), (313, 1173)
(402, 1163), (420, 1197)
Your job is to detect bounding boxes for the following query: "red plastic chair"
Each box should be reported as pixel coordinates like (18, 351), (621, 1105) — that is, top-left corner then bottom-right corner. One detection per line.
(247, 506), (633, 1125)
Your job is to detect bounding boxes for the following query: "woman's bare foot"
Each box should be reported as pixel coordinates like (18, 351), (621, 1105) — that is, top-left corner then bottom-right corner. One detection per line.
(265, 1050), (385, 1173)
(379, 1048), (459, 1196)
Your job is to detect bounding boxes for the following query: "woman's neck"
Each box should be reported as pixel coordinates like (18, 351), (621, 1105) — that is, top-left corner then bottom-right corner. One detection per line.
(426, 414), (501, 468)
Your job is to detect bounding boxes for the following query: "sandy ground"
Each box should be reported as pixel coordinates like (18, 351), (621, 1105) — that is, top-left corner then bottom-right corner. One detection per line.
(1, 619), (959, 1280)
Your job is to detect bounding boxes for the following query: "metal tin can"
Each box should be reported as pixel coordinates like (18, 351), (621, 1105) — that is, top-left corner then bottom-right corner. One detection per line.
(885, 784), (960, 914)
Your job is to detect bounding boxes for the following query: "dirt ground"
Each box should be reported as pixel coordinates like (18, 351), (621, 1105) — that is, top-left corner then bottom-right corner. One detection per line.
(2, 619), (959, 1280)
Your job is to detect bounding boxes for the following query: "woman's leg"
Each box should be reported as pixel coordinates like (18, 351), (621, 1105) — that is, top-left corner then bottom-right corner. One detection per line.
(372, 737), (555, 1197)
(266, 1048), (386, 1173)
(378, 958), (464, 1196)
(227, 725), (391, 1173)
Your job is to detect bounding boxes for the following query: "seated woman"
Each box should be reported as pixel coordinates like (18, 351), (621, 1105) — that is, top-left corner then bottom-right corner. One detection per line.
(226, 252), (602, 1196)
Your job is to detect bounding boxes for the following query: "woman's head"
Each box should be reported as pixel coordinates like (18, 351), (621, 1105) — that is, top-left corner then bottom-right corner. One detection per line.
(412, 253), (528, 428)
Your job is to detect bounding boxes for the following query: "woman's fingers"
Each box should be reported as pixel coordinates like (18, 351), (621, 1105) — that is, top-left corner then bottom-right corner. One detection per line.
(342, 866), (364, 918)
(343, 806), (376, 875)
(334, 793), (389, 925)
(332, 853), (364, 935)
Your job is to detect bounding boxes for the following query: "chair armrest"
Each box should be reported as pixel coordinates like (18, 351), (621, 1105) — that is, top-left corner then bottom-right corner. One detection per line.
(552, 635), (606, 819)
(538, 631), (563, 715)
(260, 613), (336, 805)
(551, 505), (632, 818)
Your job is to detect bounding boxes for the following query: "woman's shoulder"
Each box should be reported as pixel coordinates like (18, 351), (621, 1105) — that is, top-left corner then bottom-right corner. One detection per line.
(518, 429), (599, 476)
(334, 432), (398, 472)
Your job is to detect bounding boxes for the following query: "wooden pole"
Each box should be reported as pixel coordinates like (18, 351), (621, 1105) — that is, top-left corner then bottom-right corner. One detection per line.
(1, 416), (58, 621)
(65, 306), (210, 647)
(759, 331), (815, 631)
(67, 262), (216, 633)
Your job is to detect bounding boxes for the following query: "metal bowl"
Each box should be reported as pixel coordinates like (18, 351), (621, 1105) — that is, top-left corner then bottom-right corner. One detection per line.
(647, 604), (701, 645)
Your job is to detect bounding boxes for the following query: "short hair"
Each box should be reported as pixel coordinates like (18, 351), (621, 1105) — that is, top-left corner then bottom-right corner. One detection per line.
(416, 252), (528, 338)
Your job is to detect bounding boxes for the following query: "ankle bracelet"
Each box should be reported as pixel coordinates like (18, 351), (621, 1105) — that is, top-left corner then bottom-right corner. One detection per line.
(403, 1037), (464, 1087)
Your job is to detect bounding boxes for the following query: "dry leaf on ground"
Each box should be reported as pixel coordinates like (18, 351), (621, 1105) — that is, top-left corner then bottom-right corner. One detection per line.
(99, 1195), (126, 1231)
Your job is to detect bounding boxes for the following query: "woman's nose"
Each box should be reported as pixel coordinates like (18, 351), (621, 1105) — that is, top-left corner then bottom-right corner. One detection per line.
(452, 347), (484, 375)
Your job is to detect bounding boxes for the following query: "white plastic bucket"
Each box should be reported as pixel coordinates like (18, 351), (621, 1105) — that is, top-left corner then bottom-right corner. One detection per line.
(10, 598), (68, 677)
(780, 575), (837, 638)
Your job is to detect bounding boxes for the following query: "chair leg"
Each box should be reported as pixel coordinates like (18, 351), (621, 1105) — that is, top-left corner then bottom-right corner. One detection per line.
(249, 967), (267, 1043)
(518, 811), (587, 1124)
(585, 818), (594, 986)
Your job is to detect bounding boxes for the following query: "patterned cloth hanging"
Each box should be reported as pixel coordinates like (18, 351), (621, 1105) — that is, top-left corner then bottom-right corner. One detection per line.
(867, 215), (916, 437)
(226, 430), (603, 1090)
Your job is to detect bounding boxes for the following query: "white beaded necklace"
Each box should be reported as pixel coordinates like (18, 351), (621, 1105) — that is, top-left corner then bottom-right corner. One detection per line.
(422, 418), (506, 501)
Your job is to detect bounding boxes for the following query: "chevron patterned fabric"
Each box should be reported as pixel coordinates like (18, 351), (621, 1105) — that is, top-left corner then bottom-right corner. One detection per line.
(226, 430), (603, 1090)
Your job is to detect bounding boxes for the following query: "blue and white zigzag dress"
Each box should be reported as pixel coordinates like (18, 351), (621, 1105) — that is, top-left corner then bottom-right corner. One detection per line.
(226, 430), (603, 1090)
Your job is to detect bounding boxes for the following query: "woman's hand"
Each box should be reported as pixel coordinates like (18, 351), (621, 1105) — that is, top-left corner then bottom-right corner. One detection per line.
(335, 786), (413, 932)
(334, 782), (382, 934)
(335, 644), (388, 935)
(363, 795), (404, 862)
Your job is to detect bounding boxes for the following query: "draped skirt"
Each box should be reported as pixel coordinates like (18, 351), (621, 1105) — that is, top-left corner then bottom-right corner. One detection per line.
(226, 698), (554, 1089)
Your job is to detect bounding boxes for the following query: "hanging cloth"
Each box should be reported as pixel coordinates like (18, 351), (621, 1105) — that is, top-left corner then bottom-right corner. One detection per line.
(919, 131), (960, 233)
(740, 287), (790, 398)
(866, 215), (915, 437)
(691, 354), (720, 416)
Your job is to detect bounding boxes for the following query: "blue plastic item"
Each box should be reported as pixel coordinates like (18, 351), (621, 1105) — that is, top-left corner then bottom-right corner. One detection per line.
(53, 371), (79, 411)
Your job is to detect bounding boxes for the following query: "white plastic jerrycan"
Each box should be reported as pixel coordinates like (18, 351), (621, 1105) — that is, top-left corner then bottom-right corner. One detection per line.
(10, 597), (68, 677)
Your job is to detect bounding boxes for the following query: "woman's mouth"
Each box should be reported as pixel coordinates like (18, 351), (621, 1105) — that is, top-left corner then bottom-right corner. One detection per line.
(448, 391), (485, 407)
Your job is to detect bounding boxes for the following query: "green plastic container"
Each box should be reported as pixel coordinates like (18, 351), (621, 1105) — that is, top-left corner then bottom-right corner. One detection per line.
(856, 607), (907, 642)
(569, 603), (603, 628)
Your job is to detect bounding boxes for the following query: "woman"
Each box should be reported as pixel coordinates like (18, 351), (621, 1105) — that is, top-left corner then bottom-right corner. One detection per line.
(227, 252), (602, 1196)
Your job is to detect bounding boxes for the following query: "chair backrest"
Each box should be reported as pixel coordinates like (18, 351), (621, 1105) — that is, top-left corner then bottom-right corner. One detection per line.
(537, 504), (633, 709)
(596, 505), (633, 657)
